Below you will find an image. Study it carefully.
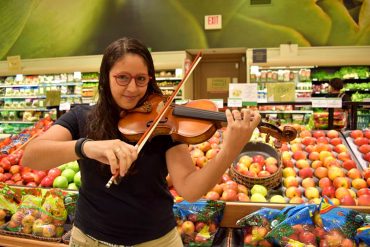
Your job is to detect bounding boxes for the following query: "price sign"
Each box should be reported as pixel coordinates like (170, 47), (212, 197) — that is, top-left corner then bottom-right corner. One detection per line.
(59, 102), (71, 111)
(210, 99), (224, 108)
(266, 82), (295, 102)
(227, 98), (242, 107)
(312, 98), (342, 108)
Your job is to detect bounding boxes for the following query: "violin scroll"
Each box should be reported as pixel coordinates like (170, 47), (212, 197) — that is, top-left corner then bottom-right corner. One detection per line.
(257, 122), (297, 143)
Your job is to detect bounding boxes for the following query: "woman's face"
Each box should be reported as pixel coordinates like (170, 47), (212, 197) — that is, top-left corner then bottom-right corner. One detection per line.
(109, 54), (149, 110)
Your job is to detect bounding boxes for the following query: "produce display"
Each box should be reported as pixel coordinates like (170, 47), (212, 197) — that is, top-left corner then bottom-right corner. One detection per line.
(236, 199), (369, 246)
(0, 121), (369, 245)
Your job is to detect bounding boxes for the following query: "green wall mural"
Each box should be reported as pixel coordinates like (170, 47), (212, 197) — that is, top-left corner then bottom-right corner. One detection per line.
(1, 0), (369, 60)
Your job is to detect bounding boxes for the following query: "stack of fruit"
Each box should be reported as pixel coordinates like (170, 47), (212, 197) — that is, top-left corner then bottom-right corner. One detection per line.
(280, 129), (370, 206)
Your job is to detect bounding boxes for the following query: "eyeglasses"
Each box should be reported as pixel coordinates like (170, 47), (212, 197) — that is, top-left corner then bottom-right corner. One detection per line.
(113, 73), (152, 87)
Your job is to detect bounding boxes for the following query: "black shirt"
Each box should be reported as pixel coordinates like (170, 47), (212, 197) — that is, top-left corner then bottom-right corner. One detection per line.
(55, 105), (179, 245)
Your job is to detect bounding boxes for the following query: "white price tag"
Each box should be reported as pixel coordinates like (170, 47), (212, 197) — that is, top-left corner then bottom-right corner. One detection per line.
(227, 98), (242, 107)
(210, 99), (224, 108)
(312, 98), (342, 108)
(175, 99), (189, 105)
(59, 102), (71, 111)
(74, 72), (82, 80)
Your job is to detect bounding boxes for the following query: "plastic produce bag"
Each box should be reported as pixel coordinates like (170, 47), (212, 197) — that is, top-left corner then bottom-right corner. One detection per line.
(266, 206), (317, 246)
(318, 197), (364, 246)
(173, 200), (225, 246)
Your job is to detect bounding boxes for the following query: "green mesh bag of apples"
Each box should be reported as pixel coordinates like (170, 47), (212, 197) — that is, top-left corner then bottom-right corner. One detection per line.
(3, 188), (67, 239)
(173, 200), (225, 246)
(235, 197), (370, 246)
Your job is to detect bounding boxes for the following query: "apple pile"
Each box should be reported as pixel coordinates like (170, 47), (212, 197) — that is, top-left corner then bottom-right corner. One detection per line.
(348, 129), (370, 164)
(281, 129), (370, 206)
(234, 154), (279, 178)
(176, 214), (218, 245)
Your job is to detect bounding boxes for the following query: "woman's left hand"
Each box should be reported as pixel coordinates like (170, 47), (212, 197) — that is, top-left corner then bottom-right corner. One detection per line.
(222, 108), (261, 152)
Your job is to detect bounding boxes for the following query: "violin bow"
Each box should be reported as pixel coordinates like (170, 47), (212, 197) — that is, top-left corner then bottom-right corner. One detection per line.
(106, 52), (202, 188)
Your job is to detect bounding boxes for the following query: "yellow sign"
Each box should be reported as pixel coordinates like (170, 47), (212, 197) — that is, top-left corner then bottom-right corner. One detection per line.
(7, 55), (22, 71)
(207, 77), (230, 93)
(45, 90), (61, 107)
(266, 82), (295, 102)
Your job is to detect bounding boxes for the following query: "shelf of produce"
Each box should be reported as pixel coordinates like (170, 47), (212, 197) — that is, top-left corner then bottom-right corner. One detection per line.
(0, 235), (67, 247)
(219, 202), (370, 227)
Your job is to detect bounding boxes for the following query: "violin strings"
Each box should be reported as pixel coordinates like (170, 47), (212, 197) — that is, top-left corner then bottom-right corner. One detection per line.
(173, 104), (226, 122)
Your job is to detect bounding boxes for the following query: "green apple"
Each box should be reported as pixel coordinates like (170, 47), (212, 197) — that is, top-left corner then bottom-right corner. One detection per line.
(67, 183), (79, 190)
(61, 168), (76, 183)
(57, 164), (67, 172)
(269, 195), (286, 204)
(74, 171), (81, 187)
(53, 176), (68, 189)
(251, 184), (268, 197)
(66, 161), (80, 173)
(250, 193), (267, 203)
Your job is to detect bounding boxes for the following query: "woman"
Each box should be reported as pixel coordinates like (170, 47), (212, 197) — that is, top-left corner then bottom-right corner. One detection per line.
(22, 37), (261, 246)
(328, 77), (351, 129)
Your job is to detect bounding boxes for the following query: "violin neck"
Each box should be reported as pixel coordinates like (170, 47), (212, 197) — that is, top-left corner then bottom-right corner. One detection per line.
(172, 105), (227, 122)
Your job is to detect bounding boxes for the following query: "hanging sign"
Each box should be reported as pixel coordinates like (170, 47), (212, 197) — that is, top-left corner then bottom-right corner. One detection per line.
(252, 49), (267, 63)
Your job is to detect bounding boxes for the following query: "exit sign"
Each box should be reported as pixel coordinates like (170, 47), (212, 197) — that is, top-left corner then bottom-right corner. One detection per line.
(205, 15), (222, 30)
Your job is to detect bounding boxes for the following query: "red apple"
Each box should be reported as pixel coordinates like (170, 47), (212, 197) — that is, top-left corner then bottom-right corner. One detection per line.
(340, 194), (356, 206)
(342, 160), (356, 171)
(47, 168), (61, 178)
(9, 165), (21, 175)
(327, 130), (339, 139)
(40, 175), (54, 187)
(0, 158), (11, 171)
(330, 137), (342, 146)
(354, 137), (369, 146)
(365, 130), (370, 139)
(350, 130), (363, 139)
(357, 188), (370, 197)
(359, 144), (370, 154)
(357, 194), (370, 206)
(252, 155), (265, 166)
(317, 136), (329, 144)
(319, 177), (332, 188)
(298, 167), (314, 179)
(220, 189), (237, 201)
(313, 130), (326, 139)
(364, 152), (370, 162)
(322, 185), (336, 198)
(337, 152), (351, 162)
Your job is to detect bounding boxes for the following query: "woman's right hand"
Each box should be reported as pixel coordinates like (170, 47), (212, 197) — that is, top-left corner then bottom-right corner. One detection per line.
(82, 139), (138, 176)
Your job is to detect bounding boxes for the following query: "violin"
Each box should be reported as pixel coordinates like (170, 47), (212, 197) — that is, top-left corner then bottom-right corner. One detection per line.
(118, 94), (297, 144)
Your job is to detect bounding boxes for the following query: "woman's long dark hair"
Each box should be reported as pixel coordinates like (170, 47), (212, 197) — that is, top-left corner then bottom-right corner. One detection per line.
(86, 37), (162, 140)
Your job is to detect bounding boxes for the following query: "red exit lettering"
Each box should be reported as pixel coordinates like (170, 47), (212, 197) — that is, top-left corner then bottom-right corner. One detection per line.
(208, 16), (218, 25)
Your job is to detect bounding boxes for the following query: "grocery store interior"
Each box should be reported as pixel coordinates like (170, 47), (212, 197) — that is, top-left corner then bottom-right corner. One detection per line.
(0, 1), (370, 246)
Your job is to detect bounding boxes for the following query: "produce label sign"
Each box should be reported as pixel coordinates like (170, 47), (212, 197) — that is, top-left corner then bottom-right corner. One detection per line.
(45, 90), (61, 107)
(266, 82), (295, 102)
(207, 77), (230, 93)
(312, 98), (342, 108)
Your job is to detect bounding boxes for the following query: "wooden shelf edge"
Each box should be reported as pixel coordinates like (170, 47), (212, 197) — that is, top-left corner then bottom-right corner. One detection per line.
(0, 235), (67, 247)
